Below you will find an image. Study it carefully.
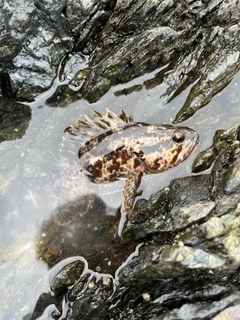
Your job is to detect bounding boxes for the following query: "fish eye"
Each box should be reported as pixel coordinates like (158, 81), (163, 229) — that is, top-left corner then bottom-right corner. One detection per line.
(172, 133), (185, 144)
(139, 150), (145, 158)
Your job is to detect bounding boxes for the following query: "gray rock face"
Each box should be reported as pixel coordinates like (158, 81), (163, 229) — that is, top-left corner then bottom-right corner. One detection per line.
(0, 0), (73, 101)
(0, 0), (239, 115)
(1, 0), (240, 319)
(27, 127), (240, 319)
(78, 0), (240, 110)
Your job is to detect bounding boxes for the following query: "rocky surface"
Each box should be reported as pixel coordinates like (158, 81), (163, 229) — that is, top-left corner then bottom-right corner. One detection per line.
(1, 0), (240, 319)
(0, 99), (31, 142)
(23, 125), (240, 319)
(192, 126), (240, 173)
(1, 0), (239, 117)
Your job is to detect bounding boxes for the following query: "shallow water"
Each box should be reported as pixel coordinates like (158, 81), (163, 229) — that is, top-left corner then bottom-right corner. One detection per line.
(0, 65), (240, 319)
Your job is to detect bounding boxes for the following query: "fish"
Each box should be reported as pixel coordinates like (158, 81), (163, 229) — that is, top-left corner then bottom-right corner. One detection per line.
(64, 108), (199, 216)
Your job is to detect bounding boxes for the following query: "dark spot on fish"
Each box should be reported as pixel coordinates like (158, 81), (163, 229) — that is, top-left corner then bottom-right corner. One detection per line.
(95, 160), (103, 170)
(118, 148), (130, 164)
(108, 164), (116, 174)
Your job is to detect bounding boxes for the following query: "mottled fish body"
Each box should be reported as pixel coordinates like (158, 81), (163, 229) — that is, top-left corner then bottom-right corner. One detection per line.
(65, 109), (199, 215)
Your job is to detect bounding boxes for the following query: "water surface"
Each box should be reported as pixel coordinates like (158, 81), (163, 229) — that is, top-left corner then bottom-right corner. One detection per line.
(0, 65), (240, 319)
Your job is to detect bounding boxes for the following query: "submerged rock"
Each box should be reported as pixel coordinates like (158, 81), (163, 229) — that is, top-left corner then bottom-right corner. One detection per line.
(36, 194), (136, 274)
(28, 125), (240, 319)
(0, 99), (31, 142)
(50, 259), (85, 296)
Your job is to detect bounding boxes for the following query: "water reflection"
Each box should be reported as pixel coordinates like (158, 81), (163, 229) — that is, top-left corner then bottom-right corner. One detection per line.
(15, 194), (136, 319)
(36, 194), (136, 274)
(0, 65), (239, 320)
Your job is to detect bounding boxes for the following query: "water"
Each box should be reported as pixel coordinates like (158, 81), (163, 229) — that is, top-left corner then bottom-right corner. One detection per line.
(0, 64), (240, 319)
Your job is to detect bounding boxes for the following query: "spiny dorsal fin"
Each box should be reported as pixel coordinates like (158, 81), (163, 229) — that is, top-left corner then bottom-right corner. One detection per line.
(119, 109), (133, 123)
(64, 108), (133, 146)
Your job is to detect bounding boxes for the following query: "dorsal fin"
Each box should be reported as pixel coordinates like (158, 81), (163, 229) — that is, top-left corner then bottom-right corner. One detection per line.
(64, 108), (133, 146)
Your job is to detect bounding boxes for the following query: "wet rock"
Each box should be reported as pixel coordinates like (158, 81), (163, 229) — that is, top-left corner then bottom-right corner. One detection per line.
(36, 194), (136, 274)
(157, 293), (240, 320)
(121, 243), (226, 280)
(192, 126), (240, 173)
(211, 142), (240, 196)
(0, 99), (31, 142)
(224, 152), (240, 195)
(66, 0), (116, 54)
(29, 124), (240, 319)
(1, 0), (239, 113)
(212, 305), (240, 320)
(173, 44), (240, 123)
(114, 84), (143, 97)
(1, 0), (73, 101)
(50, 259), (85, 296)
(67, 274), (114, 320)
(76, 0), (240, 108)
(26, 292), (62, 320)
(79, 25), (184, 103)
(121, 175), (212, 244)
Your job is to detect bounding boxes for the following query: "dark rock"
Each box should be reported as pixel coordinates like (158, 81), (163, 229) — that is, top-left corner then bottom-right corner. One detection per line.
(29, 123), (240, 318)
(1, 0), (239, 111)
(192, 126), (240, 173)
(1, 0), (74, 101)
(50, 259), (85, 296)
(119, 243), (225, 281)
(76, 0), (240, 107)
(36, 194), (136, 274)
(67, 274), (113, 320)
(0, 73), (15, 99)
(0, 99), (31, 142)
(27, 292), (61, 320)
(121, 175), (212, 244)
(155, 293), (240, 320)
(223, 152), (240, 195)
(66, 0), (117, 54)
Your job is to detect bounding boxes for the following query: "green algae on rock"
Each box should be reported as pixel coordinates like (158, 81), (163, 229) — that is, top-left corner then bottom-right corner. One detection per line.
(192, 126), (240, 173)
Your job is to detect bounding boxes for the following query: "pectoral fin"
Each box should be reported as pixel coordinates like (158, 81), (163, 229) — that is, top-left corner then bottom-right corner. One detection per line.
(123, 170), (143, 215)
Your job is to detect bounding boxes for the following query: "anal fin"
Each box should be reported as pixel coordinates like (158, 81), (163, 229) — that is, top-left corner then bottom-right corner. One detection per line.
(123, 170), (143, 215)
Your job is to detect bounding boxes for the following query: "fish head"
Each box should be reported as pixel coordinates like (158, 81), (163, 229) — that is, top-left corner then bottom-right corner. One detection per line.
(138, 125), (199, 173)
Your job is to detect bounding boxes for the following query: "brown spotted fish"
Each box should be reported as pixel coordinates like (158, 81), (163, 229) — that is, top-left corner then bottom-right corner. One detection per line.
(64, 109), (199, 215)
